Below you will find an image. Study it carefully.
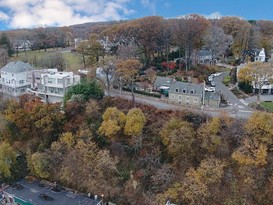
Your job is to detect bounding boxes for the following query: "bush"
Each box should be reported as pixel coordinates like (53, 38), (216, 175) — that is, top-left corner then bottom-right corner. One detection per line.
(222, 76), (231, 86)
(122, 88), (161, 98)
(238, 82), (253, 94)
(157, 69), (177, 77)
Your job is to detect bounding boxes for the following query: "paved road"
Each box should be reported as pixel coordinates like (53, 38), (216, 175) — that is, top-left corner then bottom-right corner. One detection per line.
(109, 90), (253, 119)
(212, 72), (253, 118)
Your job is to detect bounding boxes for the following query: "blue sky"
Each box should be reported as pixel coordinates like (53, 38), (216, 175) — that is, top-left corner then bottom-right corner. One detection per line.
(0, 0), (273, 30)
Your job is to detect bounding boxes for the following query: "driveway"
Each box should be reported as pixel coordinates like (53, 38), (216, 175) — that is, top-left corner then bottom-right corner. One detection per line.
(213, 72), (253, 118)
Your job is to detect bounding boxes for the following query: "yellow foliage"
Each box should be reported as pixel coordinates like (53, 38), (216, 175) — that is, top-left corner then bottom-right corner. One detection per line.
(155, 182), (182, 204)
(98, 107), (126, 138)
(232, 140), (267, 166)
(197, 117), (222, 153)
(60, 132), (75, 148)
(29, 152), (50, 179)
(0, 142), (16, 178)
(245, 112), (273, 145)
(160, 118), (192, 146)
(124, 108), (146, 136)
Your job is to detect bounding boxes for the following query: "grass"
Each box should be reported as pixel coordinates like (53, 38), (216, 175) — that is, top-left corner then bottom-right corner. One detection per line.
(12, 48), (83, 72)
(249, 101), (273, 112)
(260, 101), (273, 112)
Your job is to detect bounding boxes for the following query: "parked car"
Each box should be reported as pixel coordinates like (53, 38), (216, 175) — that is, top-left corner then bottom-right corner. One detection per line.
(213, 72), (221, 77)
(205, 87), (215, 92)
(208, 75), (214, 82)
(210, 81), (216, 87)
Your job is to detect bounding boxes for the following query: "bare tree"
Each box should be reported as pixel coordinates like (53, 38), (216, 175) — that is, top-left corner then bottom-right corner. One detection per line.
(203, 24), (233, 64)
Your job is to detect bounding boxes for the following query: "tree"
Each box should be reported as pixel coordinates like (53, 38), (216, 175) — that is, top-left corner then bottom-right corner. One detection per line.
(232, 139), (267, 166)
(99, 56), (116, 96)
(0, 33), (13, 57)
(64, 80), (104, 105)
(244, 112), (273, 145)
(0, 142), (16, 180)
(218, 17), (251, 58)
(0, 48), (9, 66)
(197, 117), (222, 154)
(59, 139), (120, 197)
(116, 59), (141, 107)
(98, 107), (126, 138)
(124, 108), (146, 136)
(28, 152), (51, 179)
(182, 157), (226, 205)
(160, 118), (196, 164)
(238, 62), (273, 105)
(76, 34), (104, 68)
(174, 14), (210, 71)
(203, 24), (233, 64)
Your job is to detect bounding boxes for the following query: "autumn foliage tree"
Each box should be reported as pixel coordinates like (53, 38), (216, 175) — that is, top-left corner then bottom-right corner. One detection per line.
(116, 59), (141, 107)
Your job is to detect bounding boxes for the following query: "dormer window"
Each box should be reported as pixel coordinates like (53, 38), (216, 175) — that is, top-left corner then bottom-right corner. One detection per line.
(191, 90), (194, 94)
(176, 88), (179, 92)
(183, 89), (186, 93)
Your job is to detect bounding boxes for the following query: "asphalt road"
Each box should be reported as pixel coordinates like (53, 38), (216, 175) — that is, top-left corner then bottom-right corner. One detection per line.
(109, 90), (253, 119)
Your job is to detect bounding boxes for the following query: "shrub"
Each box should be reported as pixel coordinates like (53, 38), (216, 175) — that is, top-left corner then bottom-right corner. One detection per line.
(122, 88), (161, 98)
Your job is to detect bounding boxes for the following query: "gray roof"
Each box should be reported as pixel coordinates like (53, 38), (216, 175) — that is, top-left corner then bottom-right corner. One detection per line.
(4, 179), (100, 205)
(169, 81), (203, 95)
(197, 50), (212, 56)
(1, 61), (33, 73)
(154, 76), (174, 87)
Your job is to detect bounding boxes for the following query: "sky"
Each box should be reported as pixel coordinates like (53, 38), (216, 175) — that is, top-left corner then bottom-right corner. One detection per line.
(0, 0), (273, 30)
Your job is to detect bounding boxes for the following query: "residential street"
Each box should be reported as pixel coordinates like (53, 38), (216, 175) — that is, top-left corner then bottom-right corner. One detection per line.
(109, 90), (253, 119)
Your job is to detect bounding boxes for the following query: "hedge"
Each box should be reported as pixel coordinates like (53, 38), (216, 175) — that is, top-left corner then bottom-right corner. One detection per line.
(122, 88), (161, 98)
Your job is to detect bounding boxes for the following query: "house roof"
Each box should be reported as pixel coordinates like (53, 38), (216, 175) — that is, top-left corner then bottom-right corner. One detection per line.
(3, 179), (100, 205)
(1, 61), (33, 73)
(169, 81), (203, 95)
(197, 50), (212, 56)
(154, 76), (174, 88)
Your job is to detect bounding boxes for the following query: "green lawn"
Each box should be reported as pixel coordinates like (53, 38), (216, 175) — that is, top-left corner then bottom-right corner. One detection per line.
(12, 48), (82, 72)
(260, 101), (273, 112)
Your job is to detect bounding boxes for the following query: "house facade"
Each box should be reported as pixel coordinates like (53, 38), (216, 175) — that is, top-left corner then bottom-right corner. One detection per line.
(196, 50), (213, 64)
(254, 48), (266, 62)
(169, 81), (203, 108)
(27, 69), (81, 103)
(0, 61), (33, 97)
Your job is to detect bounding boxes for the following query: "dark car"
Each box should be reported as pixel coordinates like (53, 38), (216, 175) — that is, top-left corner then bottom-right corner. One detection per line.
(39, 194), (54, 201)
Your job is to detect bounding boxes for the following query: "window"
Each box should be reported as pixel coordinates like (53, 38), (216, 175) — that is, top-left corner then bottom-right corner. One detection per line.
(191, 90), (194, 94)
(183, 89), (186, 93)
(178, 95), (182, 100)
(48, 78), (55, 84)
(57, 79), (63, 84)
(186, 96), (190, 102)
(193, 97), (198, 103)
(19, 80), (24, 84)
(171, 94), (175, 99)
(175, 88), (178, 92)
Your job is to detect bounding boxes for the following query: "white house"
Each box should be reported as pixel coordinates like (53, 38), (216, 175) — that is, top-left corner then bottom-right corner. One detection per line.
(196, 50), (215, 64)
(27, 69), (81, 103)
(254, 48), (266, 62)
(0, 61), (33, 97)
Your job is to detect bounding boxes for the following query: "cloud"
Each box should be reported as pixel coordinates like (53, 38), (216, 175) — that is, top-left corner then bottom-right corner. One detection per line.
(0, 0), (135, 28)
(203, 12), (222, 19)
(0, 11), (9, 21)
(141, 0), (157, 15)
